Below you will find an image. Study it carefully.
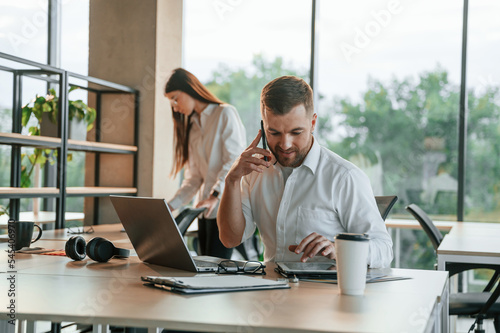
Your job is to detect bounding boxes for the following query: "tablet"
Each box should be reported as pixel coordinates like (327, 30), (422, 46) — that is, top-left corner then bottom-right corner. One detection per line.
(276, 261), (337, 275)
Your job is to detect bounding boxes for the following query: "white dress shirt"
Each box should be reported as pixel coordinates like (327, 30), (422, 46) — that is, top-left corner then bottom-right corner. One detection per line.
(240, 138), (393, 268)
(168, 104), (246, 219)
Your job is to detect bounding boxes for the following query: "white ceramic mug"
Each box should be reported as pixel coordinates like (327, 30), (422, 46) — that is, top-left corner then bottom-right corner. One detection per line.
(334, 233), (370, 296)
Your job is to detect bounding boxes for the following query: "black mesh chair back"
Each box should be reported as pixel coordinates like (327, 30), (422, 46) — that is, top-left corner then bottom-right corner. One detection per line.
(174, 207), (206, 235)
(406, 203), (443, 251)
(375, 195), (398, 221)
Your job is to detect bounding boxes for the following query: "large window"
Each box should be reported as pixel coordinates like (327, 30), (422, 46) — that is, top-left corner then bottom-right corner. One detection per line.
(60, 1), (90, 213)
(316, 0), (463, 221)
(0, 0), (48, 63)
(0, 0), (49, 129)
(183, 0), (500, 224)
(466, 1), (500, 223)
(184, 0), (311, 143)
(61, 0), (89, 75)
(0, 0), (90, 216)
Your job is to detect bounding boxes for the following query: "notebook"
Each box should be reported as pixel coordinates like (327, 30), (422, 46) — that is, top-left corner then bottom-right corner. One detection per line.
(110, 195), (232, 272)
(141, 275), (289, 294)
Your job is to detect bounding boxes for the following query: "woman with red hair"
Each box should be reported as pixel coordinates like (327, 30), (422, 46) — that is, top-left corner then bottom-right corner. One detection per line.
(165, 68), (246, 259)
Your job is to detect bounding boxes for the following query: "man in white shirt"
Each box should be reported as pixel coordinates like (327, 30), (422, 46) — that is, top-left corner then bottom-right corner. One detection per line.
(217, 76), (393, 268)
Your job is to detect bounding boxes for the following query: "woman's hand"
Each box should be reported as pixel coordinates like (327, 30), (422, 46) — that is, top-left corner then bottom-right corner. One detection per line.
(196, 195), (219, 217)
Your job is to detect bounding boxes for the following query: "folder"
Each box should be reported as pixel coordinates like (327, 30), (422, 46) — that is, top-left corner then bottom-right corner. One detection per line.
(141, 275), (290, 294)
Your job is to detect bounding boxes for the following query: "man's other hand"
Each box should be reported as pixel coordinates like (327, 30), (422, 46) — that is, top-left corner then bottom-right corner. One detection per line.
(288, 232), (336, 262)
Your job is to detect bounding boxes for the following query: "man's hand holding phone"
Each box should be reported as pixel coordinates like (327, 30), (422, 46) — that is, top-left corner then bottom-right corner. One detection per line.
(225, 130), (272, 183)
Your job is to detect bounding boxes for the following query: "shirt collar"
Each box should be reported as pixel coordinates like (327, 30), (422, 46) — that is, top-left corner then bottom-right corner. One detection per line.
(275, 136), (320, 175)
(190, 103), (217, 126)
(200, 103), (218, 117)
(300, 136), (320, 175)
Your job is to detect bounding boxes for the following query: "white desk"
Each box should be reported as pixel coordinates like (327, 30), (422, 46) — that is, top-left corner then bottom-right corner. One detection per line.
(0, 225), (450, 333)
(437, 222), (500, 270)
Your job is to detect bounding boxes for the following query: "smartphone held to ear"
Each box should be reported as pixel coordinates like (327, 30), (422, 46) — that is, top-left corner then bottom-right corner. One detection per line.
(260, 120), (269, 162)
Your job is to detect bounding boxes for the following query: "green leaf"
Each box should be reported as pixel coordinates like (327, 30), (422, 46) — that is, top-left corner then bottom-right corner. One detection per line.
(28, 154), (36, 165)
(35, 96), (46, 105)
(21, 106), (32, 127)
(28, 126), (40, 136)
(37, 155), (47, 165)
(86, 107), (97, 131)
(42, 103), (52, 113)
(76, 109), (85, 121)
(67, 153), (73, 162)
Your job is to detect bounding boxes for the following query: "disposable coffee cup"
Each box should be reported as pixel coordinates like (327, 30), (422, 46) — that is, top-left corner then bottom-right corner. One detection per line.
(334, 233), (369, 296)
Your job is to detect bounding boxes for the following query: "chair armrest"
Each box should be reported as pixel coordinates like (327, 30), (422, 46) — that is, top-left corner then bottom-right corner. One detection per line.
(447, 262), (500, 277)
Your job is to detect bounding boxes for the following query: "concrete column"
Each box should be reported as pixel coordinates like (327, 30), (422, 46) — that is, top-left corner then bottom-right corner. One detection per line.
(87, 0), (182, 223)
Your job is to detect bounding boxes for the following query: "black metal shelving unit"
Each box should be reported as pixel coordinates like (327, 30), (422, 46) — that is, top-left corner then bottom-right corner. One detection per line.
(0, 52), (139, 229)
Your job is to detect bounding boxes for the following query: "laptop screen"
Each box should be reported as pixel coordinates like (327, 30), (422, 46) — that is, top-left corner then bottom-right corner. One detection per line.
(109, 196), (199, 272)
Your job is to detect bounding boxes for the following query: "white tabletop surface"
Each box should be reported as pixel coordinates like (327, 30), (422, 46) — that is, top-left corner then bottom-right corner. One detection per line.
(0, 224), (449, 333)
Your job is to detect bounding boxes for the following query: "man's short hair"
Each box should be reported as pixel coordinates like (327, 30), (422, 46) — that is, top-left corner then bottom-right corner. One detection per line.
(261, 76), (314, 116)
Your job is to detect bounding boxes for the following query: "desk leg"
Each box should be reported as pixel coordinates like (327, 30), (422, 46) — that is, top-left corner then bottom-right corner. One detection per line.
(395, 228), (401, 268)
(16, 320), (35, 333)
(441, 281), (449, 333)
(51, 323), (61, 333)
(437, 255), (445, 271)
(1, 321), (14, 333)
(25, 321), (35, 333)
(92, 324), (110, 333)
(147, 327), (162, 333)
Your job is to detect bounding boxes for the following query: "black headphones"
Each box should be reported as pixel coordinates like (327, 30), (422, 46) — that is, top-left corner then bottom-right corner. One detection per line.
(65, 236), (130, 262)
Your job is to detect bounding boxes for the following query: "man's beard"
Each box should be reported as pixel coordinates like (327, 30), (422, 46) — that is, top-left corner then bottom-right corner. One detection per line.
(270, 145), (308, 168)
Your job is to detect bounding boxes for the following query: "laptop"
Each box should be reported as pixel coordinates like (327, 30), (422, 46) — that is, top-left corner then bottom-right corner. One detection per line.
(110, 195), (229, 272)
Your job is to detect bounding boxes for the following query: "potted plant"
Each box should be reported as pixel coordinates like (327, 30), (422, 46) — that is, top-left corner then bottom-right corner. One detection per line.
(20, 87), (96, 187)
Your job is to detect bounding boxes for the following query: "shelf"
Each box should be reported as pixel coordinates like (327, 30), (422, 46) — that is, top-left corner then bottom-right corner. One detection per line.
(0, 187), (59, 199)
(0, 132), (61, 149)
(0, 52), (139, 228)
(0, 187), (137, 199)
(67, 139), (137, 154)
(66, 186), (137, 197)
(0, 211), (84, 226)
(0, 133), (136, 155)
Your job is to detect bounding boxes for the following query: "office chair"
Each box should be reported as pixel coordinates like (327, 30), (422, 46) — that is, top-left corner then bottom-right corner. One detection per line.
(174, 207), (207, 235)
(406, 203), (500, 333)
(375, 195), (398, 221)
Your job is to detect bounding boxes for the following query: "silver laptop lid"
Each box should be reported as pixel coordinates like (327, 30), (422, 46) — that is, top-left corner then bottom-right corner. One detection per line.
(110, 196), (199, 272)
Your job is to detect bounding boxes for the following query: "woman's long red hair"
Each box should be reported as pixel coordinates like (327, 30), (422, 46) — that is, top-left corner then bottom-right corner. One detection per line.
(165, 68), (224, 176)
